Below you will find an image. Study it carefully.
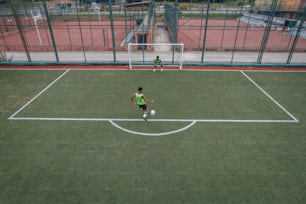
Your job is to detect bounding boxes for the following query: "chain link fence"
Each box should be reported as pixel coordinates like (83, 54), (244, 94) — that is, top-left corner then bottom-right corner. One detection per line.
(0, 0), (305, 65)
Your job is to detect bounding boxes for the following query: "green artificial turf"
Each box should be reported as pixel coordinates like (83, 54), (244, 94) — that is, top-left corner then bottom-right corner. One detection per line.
(0, 69), (305, 203)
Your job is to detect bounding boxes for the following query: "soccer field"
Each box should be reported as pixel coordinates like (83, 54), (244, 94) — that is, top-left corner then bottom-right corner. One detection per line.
(1, 69), (306, 203)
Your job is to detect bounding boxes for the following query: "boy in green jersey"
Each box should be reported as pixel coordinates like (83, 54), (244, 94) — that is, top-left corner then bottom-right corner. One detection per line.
(153, 56), (163, 72)
(131, 87), (154, 121)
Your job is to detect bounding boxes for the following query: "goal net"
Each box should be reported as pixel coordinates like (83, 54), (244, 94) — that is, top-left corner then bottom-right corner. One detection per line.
(128, 43), (184, 70)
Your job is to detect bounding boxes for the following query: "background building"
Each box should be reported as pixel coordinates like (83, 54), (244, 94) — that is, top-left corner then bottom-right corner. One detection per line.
(255, 0), (306, 10)
(254, 0), (306, 18)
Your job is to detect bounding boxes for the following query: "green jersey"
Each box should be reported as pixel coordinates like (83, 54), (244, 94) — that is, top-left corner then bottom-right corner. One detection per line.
(135, 93), (146, 105)
(154, 58), (161, 63)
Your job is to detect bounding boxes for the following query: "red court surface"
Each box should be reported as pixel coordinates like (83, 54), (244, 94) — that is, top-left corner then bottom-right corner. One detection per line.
(0, 20), (131, 51)
(178, 19), (306, 51)
(1, 19), (306, 52)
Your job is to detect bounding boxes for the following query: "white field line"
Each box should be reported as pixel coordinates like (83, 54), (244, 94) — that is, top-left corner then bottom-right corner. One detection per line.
(7, 69), (300, 136)
(8, 69), (70, 119)
(8, 117), (298, 137)
(109, 120), (197, 136)
(240, 71), (299, 122)
(8, 117), (298, 123)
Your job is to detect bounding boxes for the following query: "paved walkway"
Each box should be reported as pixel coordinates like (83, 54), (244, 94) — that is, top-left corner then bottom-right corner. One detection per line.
(5, 51), (306, 65)
(152, 6), (172, 52)
(153, 25), (171, 51)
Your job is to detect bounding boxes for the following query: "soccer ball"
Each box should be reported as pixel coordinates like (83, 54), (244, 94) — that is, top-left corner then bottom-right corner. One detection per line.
(150, 110), (156, 116)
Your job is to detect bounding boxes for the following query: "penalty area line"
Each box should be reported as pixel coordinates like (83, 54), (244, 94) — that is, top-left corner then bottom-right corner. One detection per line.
(240, 71), (299, 122)
(8, 117), (299, 123)
(8, 69), (70, 120)
(8, 117), (298, 136)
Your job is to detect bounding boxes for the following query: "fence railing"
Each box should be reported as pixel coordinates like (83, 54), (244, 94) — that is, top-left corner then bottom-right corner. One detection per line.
(0, 0), (305, 65)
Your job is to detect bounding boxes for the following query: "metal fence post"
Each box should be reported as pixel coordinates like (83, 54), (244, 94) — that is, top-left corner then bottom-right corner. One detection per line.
(287, 7), (306, 64)
(10, 0), (31, 62)
(109, 0), (117, 62)
(257, 0), (278, 64)
(231, 0), (245, 63)
(75, 0), (87, 63)
(201, 0), (210, 63)
(42, 0), (59, 62)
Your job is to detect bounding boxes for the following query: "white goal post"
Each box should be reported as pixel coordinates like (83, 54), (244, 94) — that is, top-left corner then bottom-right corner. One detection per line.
(128, 43), (184, 70)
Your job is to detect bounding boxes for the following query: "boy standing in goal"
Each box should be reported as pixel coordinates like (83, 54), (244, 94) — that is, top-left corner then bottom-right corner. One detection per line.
(153, 56), (163, 72)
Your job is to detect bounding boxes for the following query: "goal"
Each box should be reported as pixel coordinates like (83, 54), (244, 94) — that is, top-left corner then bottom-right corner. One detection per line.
(128, 43), (184, 70)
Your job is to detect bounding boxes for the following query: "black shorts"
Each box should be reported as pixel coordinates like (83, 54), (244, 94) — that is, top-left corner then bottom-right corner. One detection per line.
(138, 104), (147, 110)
